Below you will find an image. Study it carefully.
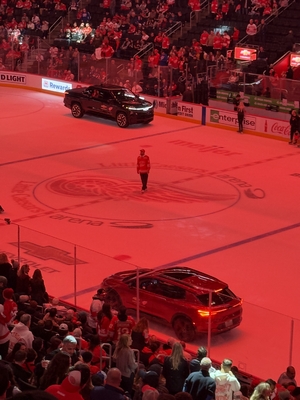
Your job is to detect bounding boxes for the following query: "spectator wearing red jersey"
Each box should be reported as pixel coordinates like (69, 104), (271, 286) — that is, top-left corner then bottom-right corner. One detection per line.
(210, 0), (218, 18)
(134, 55), (142, 80)
(23, 0), (32, 12)
(263, 3), (272, 16)
(154, 31), (163, 49)
(189, 0), (201, 22)
(87, 335), (107, 370)
(55, 1), (67, 11)
(222, 30), (230, 56)
(213, 31), (222, 53)
(103, 0), (111, 8)
(148, 51), (156, 74)
(221, 0), (229, 19)
(200, 29), (209, 52)
(16, 0), (23, 8)
(108, 306), (135, 344)
(96, 303), (113, 343)
(153, 48), (160, 66)
(46, 364), (91, 400)
(162, 33), (170, 54)
(231, 26), (240, 48)
(101, 42), (114, 58)
(168, 50), (179, 80)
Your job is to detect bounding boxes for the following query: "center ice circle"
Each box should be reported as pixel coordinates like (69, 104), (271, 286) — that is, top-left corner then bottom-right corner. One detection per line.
(32, 166), (240, 221)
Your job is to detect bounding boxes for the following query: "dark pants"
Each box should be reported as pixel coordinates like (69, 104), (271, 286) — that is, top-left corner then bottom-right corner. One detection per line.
(0, 340), (10, 359)
(121, 373), (134, 395)
(140, 173), (148, 190)
(237, 111), (244, 132)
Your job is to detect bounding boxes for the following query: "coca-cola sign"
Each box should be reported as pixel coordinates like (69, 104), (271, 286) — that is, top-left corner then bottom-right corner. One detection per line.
(271, 122), (290, 136)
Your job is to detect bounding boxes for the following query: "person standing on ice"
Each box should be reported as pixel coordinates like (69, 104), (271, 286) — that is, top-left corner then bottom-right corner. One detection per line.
(137, 149), (150, 193)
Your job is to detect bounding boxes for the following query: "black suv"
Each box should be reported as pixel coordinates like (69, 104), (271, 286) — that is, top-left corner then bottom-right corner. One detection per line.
(63, 84), (154, 128)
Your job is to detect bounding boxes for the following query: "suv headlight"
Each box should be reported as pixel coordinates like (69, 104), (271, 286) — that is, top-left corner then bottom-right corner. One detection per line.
(127, 105), (153, 111)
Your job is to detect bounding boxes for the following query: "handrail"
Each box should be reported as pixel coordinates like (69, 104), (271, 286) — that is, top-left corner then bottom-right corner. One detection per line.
(237, 0), (295, 45)
(134, 42), (154, 59)
(190, 0), (209, 28)
(165, 21), (182, 38)
(48, 16), (63, 43)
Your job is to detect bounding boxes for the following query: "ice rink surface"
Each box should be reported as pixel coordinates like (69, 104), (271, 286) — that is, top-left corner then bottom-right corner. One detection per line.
(1, 87), (300, 380)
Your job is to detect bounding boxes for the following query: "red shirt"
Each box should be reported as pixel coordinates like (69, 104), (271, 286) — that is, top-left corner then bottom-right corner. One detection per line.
(222, 35), (230, 48)
(153, 53), (160, 66)
(200, 32), (209, 45)
(23, 0), (32, 9)
(97, 315), (111, 342)
(134, 58), (142, 70)
(162, 36), (170, 49)
(232, 29), (239, 41)
(101, 45), (114, 58)
(148, 54), (155, 67)
(211, 0), (218, 13)
(169, 55), (179, 68)
(213, 35), (222, 49)
(222, 2), (229, 13)
(108, 315), (136, 342)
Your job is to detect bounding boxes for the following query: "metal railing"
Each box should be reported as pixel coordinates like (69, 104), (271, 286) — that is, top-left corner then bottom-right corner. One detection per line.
(165, 21), (183, 39)
(48, 16), (64, 44)
(135, 42), (154, 59)
(189, 0), (210, 28)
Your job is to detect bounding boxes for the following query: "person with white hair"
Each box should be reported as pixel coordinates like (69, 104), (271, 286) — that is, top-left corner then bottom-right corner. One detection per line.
(183, 357), (216, 400)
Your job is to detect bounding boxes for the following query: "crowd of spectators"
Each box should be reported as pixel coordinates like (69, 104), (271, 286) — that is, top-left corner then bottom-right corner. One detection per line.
(0, 0), (298, 104)
(1, 251), (300, 400)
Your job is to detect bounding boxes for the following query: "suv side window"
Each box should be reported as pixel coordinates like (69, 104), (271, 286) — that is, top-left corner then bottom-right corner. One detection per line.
(99, 90), (113, 103)
(157, 281), (185, 299)
(138, 278), (185, 299)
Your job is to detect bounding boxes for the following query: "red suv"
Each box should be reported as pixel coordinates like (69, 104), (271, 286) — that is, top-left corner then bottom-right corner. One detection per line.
(100, 266), (243, 342)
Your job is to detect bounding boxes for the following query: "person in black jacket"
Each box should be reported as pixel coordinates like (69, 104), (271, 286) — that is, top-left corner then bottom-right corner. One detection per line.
(289, 109), (300, 145)
(0, 253), (12, 283)
(183, 357), (216, 400)
(163, 342), (189, 395)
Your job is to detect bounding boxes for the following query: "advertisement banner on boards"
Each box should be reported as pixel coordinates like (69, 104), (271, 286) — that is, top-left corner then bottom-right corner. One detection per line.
(42, 78), (73, 93)
(209, 108), (257, 130)
(207, 106), (290, 138)
(177, 101), (202, 122)
(0, 73), (26, 84)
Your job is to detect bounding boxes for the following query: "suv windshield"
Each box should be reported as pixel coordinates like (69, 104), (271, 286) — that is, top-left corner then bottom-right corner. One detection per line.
(112, 89), (136, 101)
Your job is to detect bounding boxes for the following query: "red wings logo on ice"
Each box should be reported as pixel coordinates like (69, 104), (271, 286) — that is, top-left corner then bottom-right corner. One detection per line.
(46, 177), (237, 204)
(271, 122), (290, 136)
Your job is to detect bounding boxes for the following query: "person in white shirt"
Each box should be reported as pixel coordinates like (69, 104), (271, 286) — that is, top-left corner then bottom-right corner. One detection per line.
(131, 81), (143, 95)
(212, 358), (241, 400)
(9, 314), (34, 351)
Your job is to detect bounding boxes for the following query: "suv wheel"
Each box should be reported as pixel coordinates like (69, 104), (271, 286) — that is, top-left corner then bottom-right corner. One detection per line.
(172, 316), (196, 342)
(71, 103), (84, 118)
(116, 112), (129, 128)
(105, 288), (122, 310)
